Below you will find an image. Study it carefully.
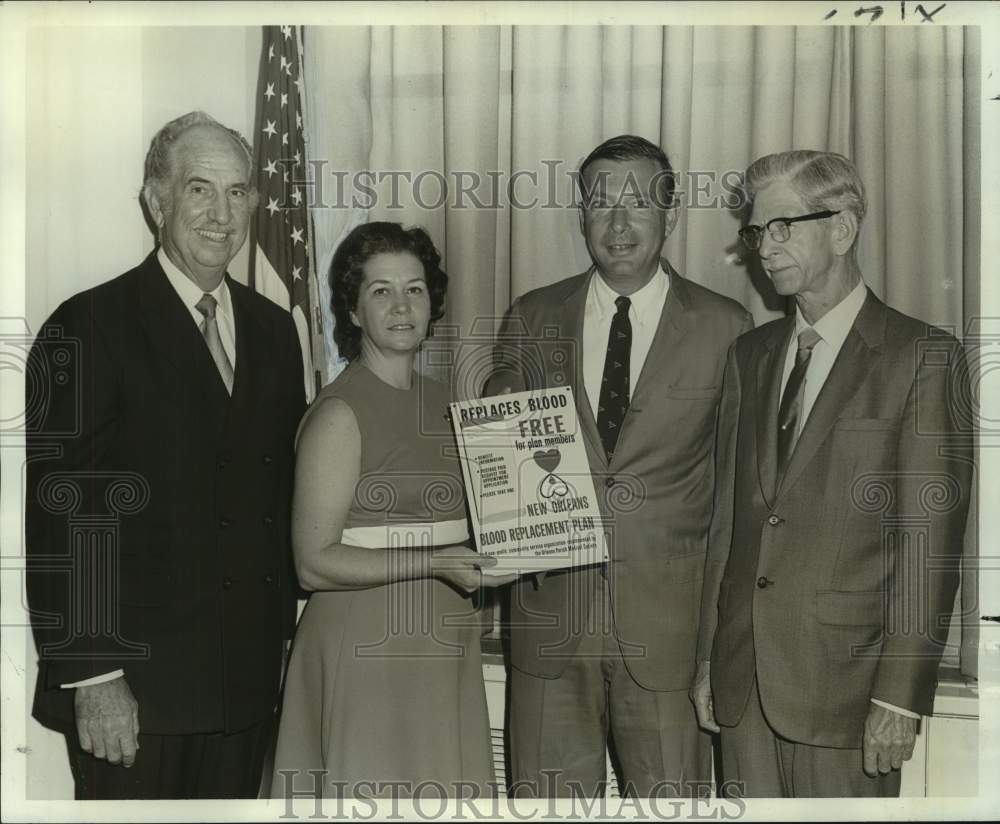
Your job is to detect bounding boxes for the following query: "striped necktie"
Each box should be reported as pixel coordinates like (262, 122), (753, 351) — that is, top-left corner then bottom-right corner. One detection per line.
(776, 326), (821, 479)
(195, 293), (234, 395)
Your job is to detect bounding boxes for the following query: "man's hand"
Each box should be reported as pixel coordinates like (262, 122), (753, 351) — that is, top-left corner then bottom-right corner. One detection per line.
(689, 660), (720, 733)
(862, 703), (917, 777)
(74, 677), (140, 768)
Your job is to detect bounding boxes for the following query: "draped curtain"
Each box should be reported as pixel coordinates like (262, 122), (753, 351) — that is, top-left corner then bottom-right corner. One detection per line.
(304, 25), (979, 673)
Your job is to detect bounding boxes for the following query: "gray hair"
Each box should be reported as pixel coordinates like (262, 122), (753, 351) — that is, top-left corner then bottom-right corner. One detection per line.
(744, 150), (867, 225)
(141, 111), (255, 212)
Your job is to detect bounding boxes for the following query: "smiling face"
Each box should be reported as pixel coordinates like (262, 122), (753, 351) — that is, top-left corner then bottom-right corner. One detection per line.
(578, 157), (676, 295)
(350, 252), (432, 358)
(749, 180), (841, 301)
(148, 124), (253, 291)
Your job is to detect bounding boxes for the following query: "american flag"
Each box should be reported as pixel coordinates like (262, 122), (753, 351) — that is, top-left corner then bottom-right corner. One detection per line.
(249, 24), (318, 400)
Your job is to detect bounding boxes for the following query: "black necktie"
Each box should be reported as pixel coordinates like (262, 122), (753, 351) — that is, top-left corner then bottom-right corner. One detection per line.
(597, 296), (632, 461)
(776, 327), (821, 479)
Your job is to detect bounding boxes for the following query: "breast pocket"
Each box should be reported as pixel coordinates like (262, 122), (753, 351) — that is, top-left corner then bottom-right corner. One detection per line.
(833, 417), (896, 432)
(664, 386), (720, 401)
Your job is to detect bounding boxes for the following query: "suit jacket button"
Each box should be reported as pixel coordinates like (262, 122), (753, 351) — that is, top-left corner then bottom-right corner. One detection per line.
(223, 577), (233, 589)
(767, 514), (782, 526)
(757, 576), (772, 589)
(219, 517), (232, 528)
(263, 454), (273, 465)
(264, 574), (274, 585)
(263, 515), (274, 526)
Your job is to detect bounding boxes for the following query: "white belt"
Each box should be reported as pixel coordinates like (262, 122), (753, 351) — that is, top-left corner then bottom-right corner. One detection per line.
(340, 518), (470, 549)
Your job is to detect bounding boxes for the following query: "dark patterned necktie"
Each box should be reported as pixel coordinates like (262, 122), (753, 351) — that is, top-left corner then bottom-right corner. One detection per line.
(776, 327), (822, 479)
(195, 293), (234, 395)
(597, 296), (632, 461)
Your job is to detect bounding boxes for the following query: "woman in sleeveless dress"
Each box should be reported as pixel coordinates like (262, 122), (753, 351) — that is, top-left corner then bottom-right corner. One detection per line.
(271, 222), (515, 801)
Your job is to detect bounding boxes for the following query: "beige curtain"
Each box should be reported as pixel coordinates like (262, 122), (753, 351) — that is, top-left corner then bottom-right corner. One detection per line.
(303, 24), (979, 672)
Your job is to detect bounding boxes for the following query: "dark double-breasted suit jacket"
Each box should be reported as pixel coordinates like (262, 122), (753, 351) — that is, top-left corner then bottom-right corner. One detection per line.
(698, 290), (973, 748)
(488, 261), (752, 691)
(25, 251), (305, 736)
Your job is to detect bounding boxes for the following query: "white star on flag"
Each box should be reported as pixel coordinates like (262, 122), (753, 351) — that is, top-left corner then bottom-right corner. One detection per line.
(251, 25), (317, 402)
(294, 75), (305, 94)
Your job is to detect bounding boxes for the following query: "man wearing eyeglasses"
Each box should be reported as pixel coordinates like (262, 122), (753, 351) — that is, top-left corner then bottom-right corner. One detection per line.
(690, 150), (972, 797)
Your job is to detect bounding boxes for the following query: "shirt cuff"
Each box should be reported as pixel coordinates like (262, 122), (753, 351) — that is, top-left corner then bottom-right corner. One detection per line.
(871, 698), (920, 720)
(60, 670), (124, 689)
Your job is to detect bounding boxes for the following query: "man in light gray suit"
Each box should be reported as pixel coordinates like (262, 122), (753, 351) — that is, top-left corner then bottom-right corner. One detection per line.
(692, 150), (972, 797)
(489, 135), (752, 797)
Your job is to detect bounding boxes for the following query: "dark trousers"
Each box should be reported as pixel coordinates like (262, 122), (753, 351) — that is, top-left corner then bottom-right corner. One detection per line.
(719, 677), (901, 798)
(66, 717), (273, 800)
(508, 581), (711, 798)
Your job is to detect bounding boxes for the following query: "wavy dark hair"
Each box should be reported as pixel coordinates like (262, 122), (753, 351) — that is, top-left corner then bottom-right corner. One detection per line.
(578, 134), (675, 210)
(330, 222), (448, 362)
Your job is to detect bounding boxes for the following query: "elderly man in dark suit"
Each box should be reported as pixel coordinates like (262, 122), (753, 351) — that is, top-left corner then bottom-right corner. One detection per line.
(25, 111), (305, 799)
(691, 150), (972, 797)
(489, 135), (752, 798)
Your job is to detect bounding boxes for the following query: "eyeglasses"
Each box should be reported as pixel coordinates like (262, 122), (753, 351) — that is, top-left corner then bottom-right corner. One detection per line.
(738, 210), (840, 250)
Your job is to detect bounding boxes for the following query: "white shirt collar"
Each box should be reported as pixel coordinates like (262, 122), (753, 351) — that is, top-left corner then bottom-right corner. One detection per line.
(157, 247), (233, 321)
(590, 262), (670, 329)
(794, 278), (868, 348)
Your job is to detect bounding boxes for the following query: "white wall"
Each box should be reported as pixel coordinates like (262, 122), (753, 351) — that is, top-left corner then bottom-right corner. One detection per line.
(21, 25), (261, 800)
(25, 26), (261, 331)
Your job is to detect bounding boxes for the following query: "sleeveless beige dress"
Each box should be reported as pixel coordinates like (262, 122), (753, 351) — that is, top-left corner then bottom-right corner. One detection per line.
(270, 363), (494, 799)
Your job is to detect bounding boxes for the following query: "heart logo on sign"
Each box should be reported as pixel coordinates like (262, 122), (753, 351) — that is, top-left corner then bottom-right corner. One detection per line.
(533, 448), (561, 474)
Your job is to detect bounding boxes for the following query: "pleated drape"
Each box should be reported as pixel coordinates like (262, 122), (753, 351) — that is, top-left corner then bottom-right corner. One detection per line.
(303, 24), (979, 673)
(306, 25), (977, 341)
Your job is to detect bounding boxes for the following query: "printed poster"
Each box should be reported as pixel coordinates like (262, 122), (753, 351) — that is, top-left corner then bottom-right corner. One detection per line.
(449, 386), (608, 574)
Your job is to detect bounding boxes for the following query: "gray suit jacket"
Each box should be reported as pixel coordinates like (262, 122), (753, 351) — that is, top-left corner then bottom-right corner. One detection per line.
(698, 290), (973, 746)
(488, 260), (752, 691)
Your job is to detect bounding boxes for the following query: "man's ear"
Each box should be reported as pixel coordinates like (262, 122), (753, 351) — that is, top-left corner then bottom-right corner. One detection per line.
(832, 210), (858, 256)
(578, 204), (586, 236)
(663, 203), (680, 237)
(144, 185), (165, 230)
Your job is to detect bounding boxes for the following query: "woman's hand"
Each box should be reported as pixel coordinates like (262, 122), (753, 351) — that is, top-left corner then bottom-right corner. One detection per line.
(431, 546), (519, 593)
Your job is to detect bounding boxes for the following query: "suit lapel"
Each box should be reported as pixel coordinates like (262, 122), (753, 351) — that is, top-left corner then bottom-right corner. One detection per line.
(776, 291), (886, 500)
(755, 316), (795, 508)
(224, 278), (257, 434)
(621, 260), (691, 448)
(137, 253), (232, 425)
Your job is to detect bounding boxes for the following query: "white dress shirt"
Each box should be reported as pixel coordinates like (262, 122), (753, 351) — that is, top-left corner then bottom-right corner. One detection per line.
(583, 264), (670, 419)
(61, 250), (237, 690)
(779, 278), (867, 436)
(777, 279), (918, 721)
